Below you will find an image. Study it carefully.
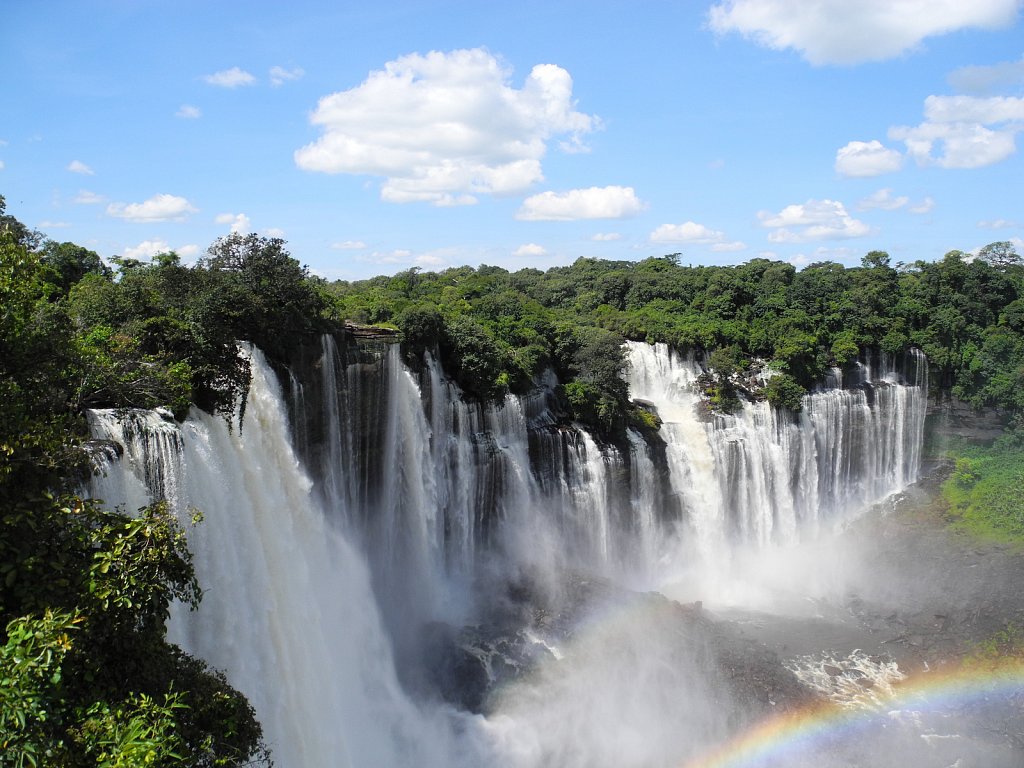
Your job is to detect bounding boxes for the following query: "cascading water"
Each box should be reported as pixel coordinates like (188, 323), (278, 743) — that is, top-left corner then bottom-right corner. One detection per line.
(89, 348), (468, 768)
(626, 342), (928, 548)
(88, 336), (934, 767)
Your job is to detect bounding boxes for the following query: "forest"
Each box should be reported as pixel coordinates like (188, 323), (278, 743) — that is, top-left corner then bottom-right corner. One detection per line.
(2, 189), (1023, 765)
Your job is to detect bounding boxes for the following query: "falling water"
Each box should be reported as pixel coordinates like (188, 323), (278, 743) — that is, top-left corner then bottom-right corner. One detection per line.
(625, 342), (928, 551)
(89, 348), (466, 768)
(88, 337), (932, 767)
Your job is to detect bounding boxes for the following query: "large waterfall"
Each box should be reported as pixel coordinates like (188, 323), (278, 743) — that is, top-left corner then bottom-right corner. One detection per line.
(88, 336), (929, 767)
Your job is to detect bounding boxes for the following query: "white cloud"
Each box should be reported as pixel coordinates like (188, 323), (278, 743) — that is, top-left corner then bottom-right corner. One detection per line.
(123, 239), (171, 260)
(39, 220), (71, 229)
(909, 196), (936, 214)
(202, 67), (256, 88)
(650, 221), (721, 243)
(516, 186), (644, 221)
(978, 218), (1018, 228)
(591, 232), (622, 241)
(649, 221), (745, 252)
(711, 240), (748, 252)
(948, 55), (1024, 95)
(834, 140), (904, 177)
(891, 120), (1018, 168)
(759, 198), (872, 242)
(176, 104), (202, 119)
(178, 244), (201, 260)
(295, 48), (598, 205)
(922, 94), (1024, 123)
(513, 243), (547, 257)
(215, 212), (251, 233)
(264, 227), (286, 238)
(0, 160), (5, 171)
(707, 0), (1021, 65)
(364, 249), (414, 265)
(74, 190), (105, 205)
(890, 95), (1024, 168)
(858, 188), (909, 211)
(107, 194), (197, 222)
(332, 240), (367, 250)
(67, 160), (94, 175)
(270, 65), (304, 87)
(415, 254), (446, 266)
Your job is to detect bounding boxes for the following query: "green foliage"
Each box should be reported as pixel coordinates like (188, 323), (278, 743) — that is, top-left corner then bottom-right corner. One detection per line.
(39, 240), (111, 296)
(0, 208), (269, 766)
(323, 238), (1024, 435)
(942, 437), (1024, 542)
(763, 373), (807, 412)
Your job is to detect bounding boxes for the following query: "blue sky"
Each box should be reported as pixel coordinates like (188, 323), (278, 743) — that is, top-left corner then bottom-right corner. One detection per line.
(3, 1), (1023, 280)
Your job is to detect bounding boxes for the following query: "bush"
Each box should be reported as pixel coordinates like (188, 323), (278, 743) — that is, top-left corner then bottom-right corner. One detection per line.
(764, 372), (806, 412)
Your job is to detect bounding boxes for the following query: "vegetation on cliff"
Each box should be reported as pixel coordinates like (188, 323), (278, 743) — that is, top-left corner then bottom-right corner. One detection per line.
(331, 244), (1024, 433)
(944, 431), (1024, 543)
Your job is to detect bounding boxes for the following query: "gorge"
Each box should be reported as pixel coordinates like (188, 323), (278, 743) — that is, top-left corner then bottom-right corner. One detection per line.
(82, 332), (1020, 768)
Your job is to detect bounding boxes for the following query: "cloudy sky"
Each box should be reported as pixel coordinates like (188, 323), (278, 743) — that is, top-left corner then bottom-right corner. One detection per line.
(3, 0), (1023, 279)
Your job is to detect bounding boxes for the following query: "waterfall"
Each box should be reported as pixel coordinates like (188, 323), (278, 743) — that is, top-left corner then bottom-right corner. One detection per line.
(89, 348), (466, 768)
(88, 337), (931, 766)
(625, 342), (928, 552)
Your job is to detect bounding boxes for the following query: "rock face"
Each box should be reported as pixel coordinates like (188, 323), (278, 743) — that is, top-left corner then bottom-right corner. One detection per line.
(926, 392), (1007, 444)
(421, 572), (814, 719)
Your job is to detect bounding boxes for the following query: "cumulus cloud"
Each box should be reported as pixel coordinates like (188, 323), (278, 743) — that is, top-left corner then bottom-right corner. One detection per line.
(650, 221), (723, 243)
(332, 240), (368, 250)
(202, 67), (256, 88)
(67, 160), (94, 175)
(948, 55), (1024, 95)
(176, 104), (202, 119)
(649, 221), (746, 251)
(215, 212), (251, 233)
(835, 140), (904, 177)
(978, 218), (1018, 228)
(39, 220), (70, 229)
(759, 199), (872, 242)
(74, 190), (105, 205)
(270, 65), (304, 87)
(264, 227), (286, 238)
(295, 48), (598, 205)
(858, 188), (909, 210)
(707, 0), (1021, 65)
(711, 240), (748, 252)
(123, 239), (171, 260)
(591, 232), (622, 241)
(516, 186), (644, 221)
(909, 196), (936, 214)
(107, 194), (197, 222)
(513, 243), (547, 257)
(178, 244), (201, 260)
(890, 94), (1024, 168)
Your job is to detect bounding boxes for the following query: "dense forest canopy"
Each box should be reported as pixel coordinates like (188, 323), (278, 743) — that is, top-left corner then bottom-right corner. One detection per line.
(2, 190), (1023, 764)
(329, 242), (1024, 433)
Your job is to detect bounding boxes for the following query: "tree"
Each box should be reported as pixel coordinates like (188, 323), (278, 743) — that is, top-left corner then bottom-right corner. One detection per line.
(978, 241), (1022, 271)
(0, 195), (43, 251)
(39, 240), (111, 295)
(0, 226), (269, 766)
(202, 233), (327, 361)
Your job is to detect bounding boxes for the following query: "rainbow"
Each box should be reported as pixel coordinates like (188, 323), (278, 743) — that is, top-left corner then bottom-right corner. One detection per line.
(683, 660), (1024, 768)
